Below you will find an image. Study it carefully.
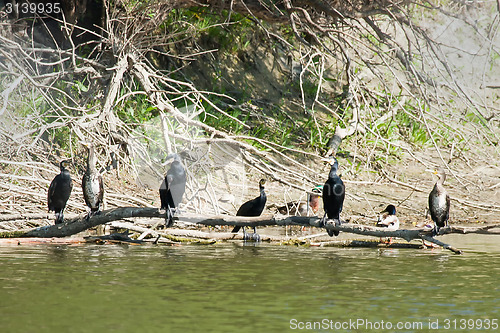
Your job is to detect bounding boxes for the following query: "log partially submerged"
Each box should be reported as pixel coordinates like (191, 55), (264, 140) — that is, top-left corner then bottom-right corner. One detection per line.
(0, 207), (162, 238)
(1, 207), (499, 253)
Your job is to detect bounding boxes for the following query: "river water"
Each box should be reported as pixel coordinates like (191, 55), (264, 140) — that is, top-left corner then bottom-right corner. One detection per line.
(1, 234), (498, 332)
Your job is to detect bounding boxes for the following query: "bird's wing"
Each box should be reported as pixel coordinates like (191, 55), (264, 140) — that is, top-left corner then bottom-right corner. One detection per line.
(377, 215), (396, 227)
(166, 174), (174, 188)
(82, 174), (91, 207)
(98, 174), (104, 202)
(236, 198), (257, 216)
(47, 179), (56, 208)
(337, 181), (345, 213)
(81, 173), (87, 189)
(444, 193), (451, 221)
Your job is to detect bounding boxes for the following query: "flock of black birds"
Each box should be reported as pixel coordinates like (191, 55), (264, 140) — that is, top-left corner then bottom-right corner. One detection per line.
(47, 148), (451, 240)
(48, 144), (104, 224)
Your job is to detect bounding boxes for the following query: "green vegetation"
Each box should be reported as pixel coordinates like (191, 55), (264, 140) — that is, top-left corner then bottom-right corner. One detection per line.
(164, 8), (257, 53)
(2, 1), (498, 182)
(116, 93), (159, 124)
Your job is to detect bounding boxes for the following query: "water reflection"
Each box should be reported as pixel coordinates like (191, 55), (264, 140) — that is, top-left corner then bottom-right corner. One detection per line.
(0, 235), (499, 332)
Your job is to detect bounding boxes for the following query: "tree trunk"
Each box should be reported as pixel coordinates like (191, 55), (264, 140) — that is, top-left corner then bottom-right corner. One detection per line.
(2, 207), (498, 253)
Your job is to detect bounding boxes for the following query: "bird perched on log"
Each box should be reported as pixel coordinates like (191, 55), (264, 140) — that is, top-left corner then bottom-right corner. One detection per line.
(428, 167), (450, 235)
(309, 186), (322, 214)
(377, 204), (400, 230)
(377, 204), (399, 244)
(159, 154), (186, 227)
(48, 160), (73, 224)
(82, 144), (104, 219)
(277, 187), (321, 216)
(231, 179), (267, 241)
(320, 156), (345, 237)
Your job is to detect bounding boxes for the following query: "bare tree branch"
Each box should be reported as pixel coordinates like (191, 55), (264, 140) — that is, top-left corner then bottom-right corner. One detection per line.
(3, 208), (499, 253)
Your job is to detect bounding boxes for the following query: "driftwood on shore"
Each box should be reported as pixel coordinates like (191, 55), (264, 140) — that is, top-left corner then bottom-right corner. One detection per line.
(1, 207), (499, 253)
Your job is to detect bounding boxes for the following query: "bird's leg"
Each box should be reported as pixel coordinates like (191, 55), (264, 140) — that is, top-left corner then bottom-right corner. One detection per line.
(165, 207), (174, 227)
(432, 225), (440, 237)
(95, 203), (103, 216)
(169, 207), (177, 218)
(252, 226), (261, 242)
(319, 213), (327, 227)
(168, 206), (183, 222)
(243, 226), (260, 242)
(380, 237), (393, 245)
(56, 211), (64, 224)
(85, 207), (93, 221)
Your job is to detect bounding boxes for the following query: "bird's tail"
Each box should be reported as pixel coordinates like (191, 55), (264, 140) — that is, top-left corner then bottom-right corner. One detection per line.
(231, 226), (241, 233)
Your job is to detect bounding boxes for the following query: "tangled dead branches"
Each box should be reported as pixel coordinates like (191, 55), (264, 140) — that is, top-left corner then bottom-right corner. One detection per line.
(0, 0), (499, 228)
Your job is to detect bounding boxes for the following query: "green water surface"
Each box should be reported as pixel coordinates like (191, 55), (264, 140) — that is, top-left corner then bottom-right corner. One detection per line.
(0, 234), (498, 332)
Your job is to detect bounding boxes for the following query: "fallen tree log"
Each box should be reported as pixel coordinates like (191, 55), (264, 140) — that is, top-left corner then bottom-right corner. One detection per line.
(110, 221), (429, 250)
(107, 221), (217, 245)
(1, 207), (499, 253)
(0, 207), (163, 238)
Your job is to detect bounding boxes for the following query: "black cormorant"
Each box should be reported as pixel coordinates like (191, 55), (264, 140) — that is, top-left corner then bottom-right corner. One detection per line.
(320, 156), (345, 237)
(82, 144), (104, 218)
(231, 179), (267, 241)
(48, 160), (73, 224)
(377, 204), (400, 230)
(428, 168), (450, 235)
(159, 154), (187, 227)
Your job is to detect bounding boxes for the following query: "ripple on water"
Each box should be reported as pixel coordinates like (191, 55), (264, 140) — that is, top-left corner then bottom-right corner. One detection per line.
(0, 235), (499, 332)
